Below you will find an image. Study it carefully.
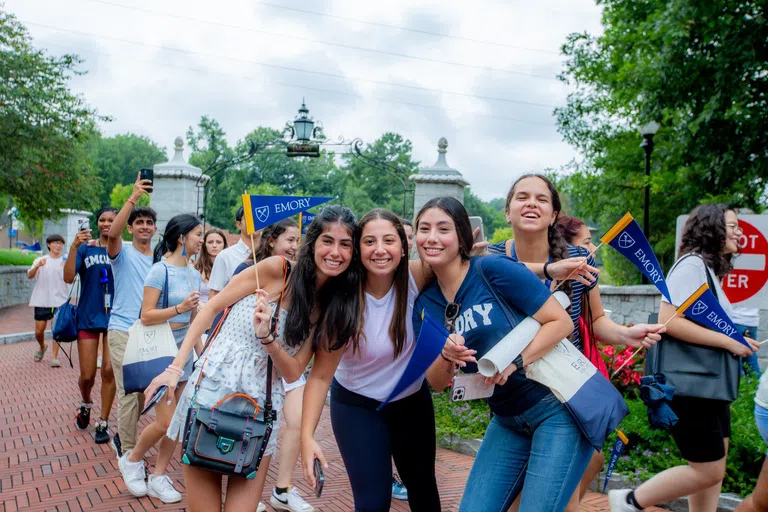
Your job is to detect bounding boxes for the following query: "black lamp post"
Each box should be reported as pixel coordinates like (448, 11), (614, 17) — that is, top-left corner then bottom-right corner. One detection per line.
(639, 120), (659, 284)
(286, 100), (321, 157)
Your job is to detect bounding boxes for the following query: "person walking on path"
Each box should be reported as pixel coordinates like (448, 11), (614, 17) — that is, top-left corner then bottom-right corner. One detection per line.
(206, 206), (251, 301)
(106, 173), (157, 459)
(63, 207), (118, 445)
(28, 234), (70, 366)
(117, 214), (203, 504)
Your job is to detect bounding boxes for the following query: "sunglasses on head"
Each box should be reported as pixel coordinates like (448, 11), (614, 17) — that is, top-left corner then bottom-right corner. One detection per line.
(444, 302), (461, 332)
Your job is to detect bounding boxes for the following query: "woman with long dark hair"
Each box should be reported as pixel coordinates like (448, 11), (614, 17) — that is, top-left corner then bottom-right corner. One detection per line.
(610, 204), (759, 512)
(195, 228), (228, 305)
(145, 205), (361, 512)
(412, 196), (584, 511)
(301, 209), (464, 511)
(117, 214), (203, 503)
(490, 175), (663, 512)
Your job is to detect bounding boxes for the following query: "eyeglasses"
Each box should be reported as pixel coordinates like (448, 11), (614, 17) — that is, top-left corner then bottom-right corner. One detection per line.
(726, 222), (743, 234)
(444, 302), (461, 332)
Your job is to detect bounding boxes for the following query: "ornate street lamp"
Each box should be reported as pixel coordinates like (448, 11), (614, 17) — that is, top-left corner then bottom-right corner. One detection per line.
(286, 100), (321, 157)
(639, 120), (659, 284)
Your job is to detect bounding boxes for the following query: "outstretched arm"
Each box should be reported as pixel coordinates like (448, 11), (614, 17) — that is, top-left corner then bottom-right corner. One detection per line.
(108, 173), (151, 258)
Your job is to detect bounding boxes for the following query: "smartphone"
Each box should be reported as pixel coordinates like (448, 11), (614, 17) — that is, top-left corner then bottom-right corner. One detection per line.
(140, 386), (168, 415)
(139, 167), (154, 192)
(78, 218), (90, 232)
(451, 373), (495, 402)
(469, 216), (485, 243)
(314, 457), (325, 498)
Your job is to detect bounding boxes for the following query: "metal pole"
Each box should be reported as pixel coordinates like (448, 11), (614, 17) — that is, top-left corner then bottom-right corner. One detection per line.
(641, 134), (654, 284)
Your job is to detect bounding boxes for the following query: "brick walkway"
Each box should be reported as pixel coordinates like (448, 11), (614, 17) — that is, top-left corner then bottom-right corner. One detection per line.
(0, 304), (35, 335)
(0, 337), (660, 511)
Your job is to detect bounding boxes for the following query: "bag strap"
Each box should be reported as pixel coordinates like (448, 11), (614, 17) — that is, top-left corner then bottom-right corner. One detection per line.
(668, 253), (719, 302)
(476, 259), (517, 326)
(163, 262), (170, 310)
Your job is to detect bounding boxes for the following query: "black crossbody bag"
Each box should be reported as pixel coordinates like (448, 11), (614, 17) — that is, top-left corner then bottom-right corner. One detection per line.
(180, 258), (290, 479)
(645, 254), (740, 402)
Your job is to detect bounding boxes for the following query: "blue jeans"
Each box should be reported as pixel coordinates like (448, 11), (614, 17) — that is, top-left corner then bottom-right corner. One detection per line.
(757, 405), (768, 454)
(459, 394), (593, 512)
(735, 324), (762, 376)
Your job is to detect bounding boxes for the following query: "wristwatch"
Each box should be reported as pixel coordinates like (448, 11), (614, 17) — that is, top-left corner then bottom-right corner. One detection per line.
(512, 354), (524, 371)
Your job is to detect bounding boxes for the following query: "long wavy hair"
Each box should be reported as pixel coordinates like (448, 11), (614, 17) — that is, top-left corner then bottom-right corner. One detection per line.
(506, 173), (572, 302)
(153, 214), (201, 263)
(252, 218), (298, 263)
(195, 228), (228, 280)
(414, 197), (475, 261)
(358, 209), (409, 358)
(679, 203), (735, 279)
(283, 205), (361, 351)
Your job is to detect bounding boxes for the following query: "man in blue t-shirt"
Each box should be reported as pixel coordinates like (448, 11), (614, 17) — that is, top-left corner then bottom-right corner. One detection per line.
(64, 207), (118, 445)
(106, 173), (156, 460)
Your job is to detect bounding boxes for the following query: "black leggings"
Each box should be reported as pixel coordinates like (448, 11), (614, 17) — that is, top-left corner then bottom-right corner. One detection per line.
(330, 379), (441, 512)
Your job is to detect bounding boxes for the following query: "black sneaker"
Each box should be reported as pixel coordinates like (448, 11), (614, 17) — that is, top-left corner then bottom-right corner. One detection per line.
(94, 419), (110, 444)
(110, 432), (123, 458)
(75, 403), (91, 430)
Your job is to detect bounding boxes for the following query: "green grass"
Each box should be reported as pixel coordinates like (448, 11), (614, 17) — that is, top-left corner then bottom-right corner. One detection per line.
(0, 249), (39, 266)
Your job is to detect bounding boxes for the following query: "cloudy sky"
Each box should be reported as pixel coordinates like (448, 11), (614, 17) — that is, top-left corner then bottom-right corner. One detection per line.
(8, 0), (603, 201)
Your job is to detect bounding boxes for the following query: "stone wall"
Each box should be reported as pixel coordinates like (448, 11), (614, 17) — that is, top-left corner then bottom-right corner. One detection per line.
(0, 266), (33, 309)
(600, 284), (768, 369)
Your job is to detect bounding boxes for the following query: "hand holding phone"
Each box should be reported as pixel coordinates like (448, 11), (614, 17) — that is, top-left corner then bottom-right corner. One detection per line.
(141, 385), (168, 415)
(313, 457), (325, 498)
(451, 373), (495, 402)
(139, 168), (154, 193)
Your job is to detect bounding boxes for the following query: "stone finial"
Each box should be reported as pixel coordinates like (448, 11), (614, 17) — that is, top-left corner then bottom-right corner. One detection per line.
(174, 136), (184, 150)
(438, 137), (448, 153)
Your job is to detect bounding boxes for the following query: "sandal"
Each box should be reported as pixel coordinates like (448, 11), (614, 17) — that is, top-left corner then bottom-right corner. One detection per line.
(34, 344), (48, 362)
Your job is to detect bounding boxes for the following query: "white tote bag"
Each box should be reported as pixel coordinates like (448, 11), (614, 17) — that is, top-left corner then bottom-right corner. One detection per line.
(122, 264), (178, 394)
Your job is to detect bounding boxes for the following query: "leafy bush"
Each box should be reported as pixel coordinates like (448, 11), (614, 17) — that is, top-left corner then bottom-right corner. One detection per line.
(432, 389), (490, 441)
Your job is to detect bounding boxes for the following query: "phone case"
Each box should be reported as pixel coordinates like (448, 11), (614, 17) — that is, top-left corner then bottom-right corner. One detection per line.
(450, 373), (495, 402)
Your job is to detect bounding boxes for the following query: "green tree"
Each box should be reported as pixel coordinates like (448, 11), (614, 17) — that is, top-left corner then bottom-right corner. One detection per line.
(464, 189), (507, 239)
(556, 0), (768, 284)
(0, 9), (105, 221)
(109, 183), (149, 240)
(88, 133), (166, 206)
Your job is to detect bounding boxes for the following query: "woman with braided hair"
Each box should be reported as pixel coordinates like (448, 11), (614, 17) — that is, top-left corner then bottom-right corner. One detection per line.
(489, 174), (664, 512)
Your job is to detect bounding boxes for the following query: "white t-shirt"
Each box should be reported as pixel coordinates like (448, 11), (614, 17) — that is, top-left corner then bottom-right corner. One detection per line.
(335, 272), (421, 402)
(730, 306), (759, 328)
(28, 256), (71, 308)
(207, 239), (250, 292)
(662, 254), (734, 318)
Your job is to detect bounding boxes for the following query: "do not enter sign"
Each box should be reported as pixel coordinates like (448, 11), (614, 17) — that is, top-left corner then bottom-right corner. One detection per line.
(676, 215), (768, 308)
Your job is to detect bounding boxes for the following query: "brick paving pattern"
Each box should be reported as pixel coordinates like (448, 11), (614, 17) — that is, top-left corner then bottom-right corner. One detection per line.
(0, 337), (666, 511)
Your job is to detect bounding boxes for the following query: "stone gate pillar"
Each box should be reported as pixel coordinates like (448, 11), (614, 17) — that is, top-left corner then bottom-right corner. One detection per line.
(410, 138), (469, 217)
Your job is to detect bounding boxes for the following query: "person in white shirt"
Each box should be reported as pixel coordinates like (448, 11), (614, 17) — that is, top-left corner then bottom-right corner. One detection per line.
(731, 305), (762, 376)
(206, 206), (252, 301)
(28, 234), (71, 366)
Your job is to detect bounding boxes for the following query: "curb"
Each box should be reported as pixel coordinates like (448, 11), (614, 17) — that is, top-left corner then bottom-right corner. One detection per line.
(0, 330), (51, 345)
(439, 434), (743, 512)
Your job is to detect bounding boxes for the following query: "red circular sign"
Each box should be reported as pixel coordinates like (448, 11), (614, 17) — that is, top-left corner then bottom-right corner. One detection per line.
(723, 219), (768, 304)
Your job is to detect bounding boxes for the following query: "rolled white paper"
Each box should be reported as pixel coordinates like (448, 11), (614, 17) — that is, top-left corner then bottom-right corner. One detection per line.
(477, 291), (571, 377)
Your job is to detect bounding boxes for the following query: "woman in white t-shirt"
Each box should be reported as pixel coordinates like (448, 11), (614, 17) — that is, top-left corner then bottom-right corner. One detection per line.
(610, 204), (761, 512)
(28, 234), (71, 366)
(300, 209), (474, 511)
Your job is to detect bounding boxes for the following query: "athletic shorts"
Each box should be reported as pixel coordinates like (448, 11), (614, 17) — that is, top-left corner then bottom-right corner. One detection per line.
(283, 373), (307, 393)
(78, 329), (107, 341)
(670, 395), (731, 463)
(33, 307), (56, 321)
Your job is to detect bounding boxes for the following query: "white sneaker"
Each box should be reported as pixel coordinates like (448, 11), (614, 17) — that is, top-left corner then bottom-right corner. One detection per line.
(257, 503), (267, 512)
(608, 489), (642, 512)
(118, 451), (147, 497)
(271, 486), (316, 511)
(147, 474), (182, 504)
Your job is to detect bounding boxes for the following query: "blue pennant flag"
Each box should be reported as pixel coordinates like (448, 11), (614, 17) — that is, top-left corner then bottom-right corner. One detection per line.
(677, 284), (750, 348)
(600, 213), (672, 302)
(241, 194), (332, 234)
(300, 211), (316, 236)
(603, 431), (628, 492)
(378, 310), (448, 410)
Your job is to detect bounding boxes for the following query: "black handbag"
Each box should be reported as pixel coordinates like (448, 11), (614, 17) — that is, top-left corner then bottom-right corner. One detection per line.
(180, 258), (290, 479)
(645, 254), (740, 402)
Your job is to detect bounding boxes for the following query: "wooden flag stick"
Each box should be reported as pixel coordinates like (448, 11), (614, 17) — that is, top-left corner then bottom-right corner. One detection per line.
(760, 339), (768, 345)
(553, 241), (604, 291)
(250, 233), (261, 290)
(610, 311), (678, 380)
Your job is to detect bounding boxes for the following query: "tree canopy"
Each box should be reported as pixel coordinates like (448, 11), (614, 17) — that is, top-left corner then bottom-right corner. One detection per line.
(556, 0), (768, 283)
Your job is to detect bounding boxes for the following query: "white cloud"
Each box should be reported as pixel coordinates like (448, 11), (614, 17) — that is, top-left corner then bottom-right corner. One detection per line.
(8, 0), (603, 200)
